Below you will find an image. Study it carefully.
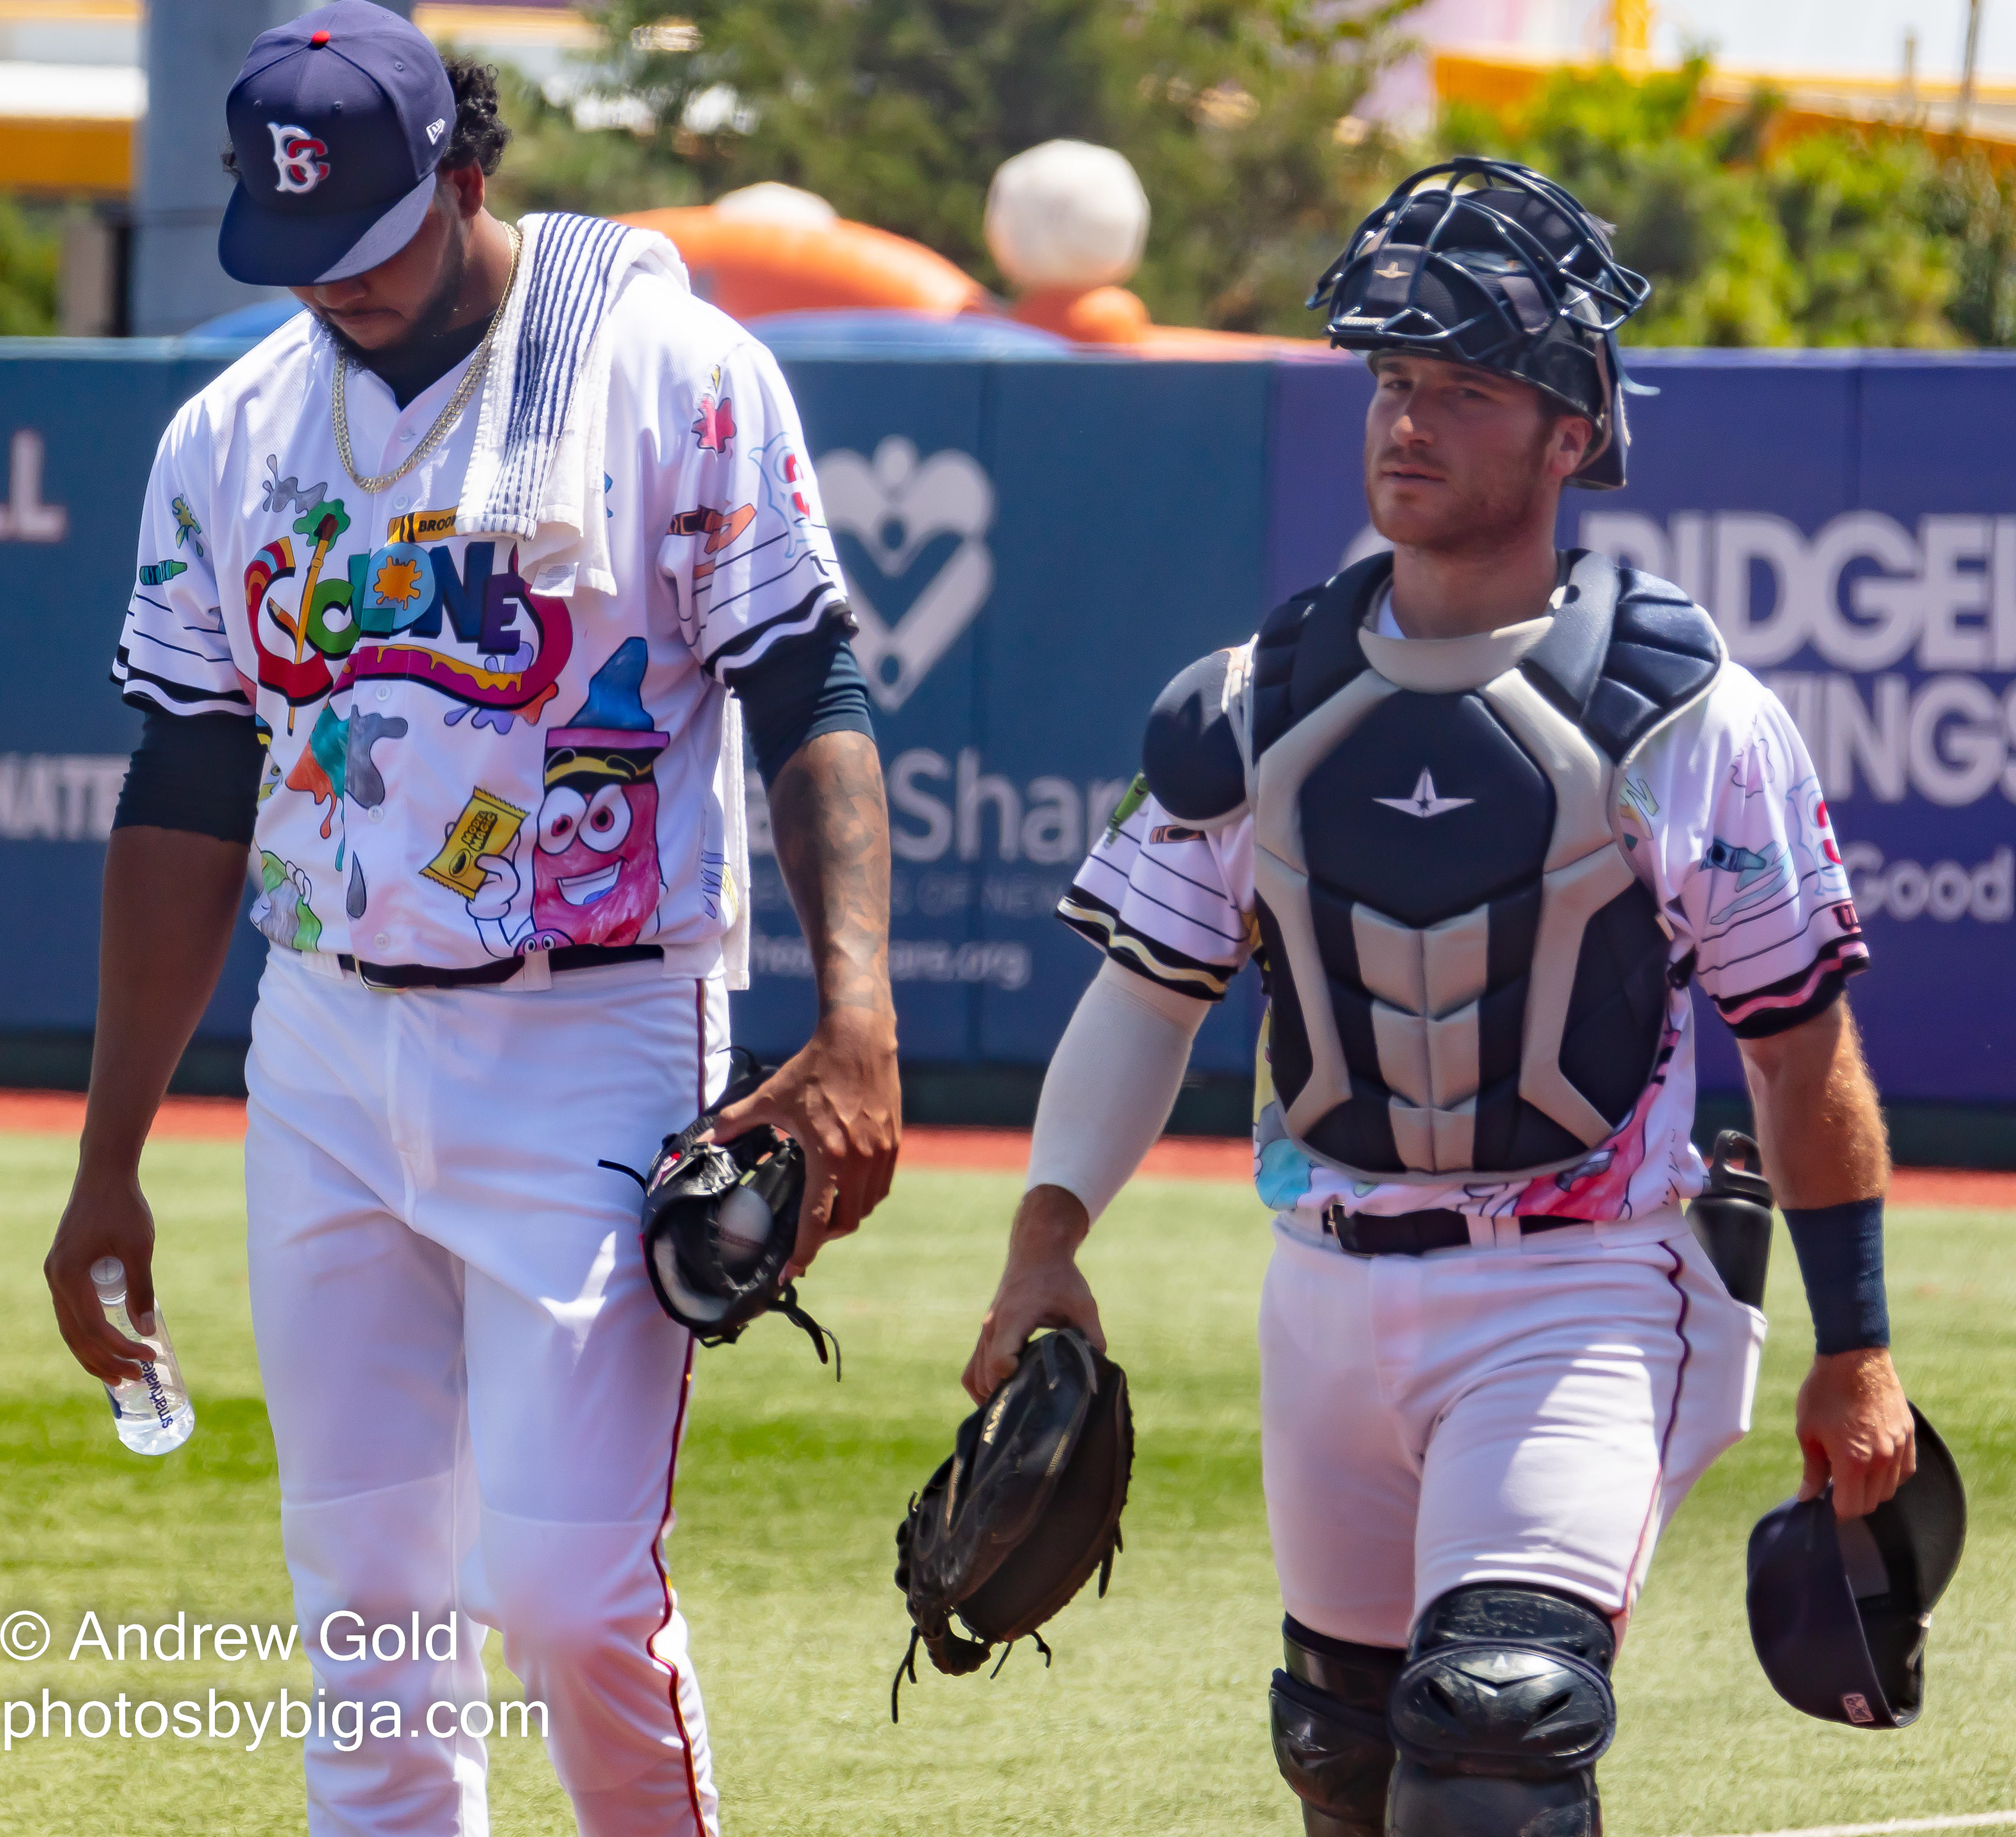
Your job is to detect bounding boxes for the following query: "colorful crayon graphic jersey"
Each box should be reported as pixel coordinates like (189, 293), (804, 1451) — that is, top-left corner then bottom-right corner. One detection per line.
(1060, 600), (1870, 1237)
(115, 271), (846, 976)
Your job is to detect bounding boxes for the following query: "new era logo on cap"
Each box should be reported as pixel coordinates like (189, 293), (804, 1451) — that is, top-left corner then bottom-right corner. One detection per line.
(426, 118), (446, 144)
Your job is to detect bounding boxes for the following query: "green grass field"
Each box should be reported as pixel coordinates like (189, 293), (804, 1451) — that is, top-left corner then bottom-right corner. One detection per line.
(0, 1129), (2011, 1836)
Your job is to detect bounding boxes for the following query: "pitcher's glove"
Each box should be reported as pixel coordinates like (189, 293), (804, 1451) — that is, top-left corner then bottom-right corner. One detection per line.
(890, 1328), (1132, 1718)
(601, 1049), (838, 1371)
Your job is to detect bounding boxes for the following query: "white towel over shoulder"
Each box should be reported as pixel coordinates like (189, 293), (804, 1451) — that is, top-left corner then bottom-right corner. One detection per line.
(457, 211), (689, 596)
(455, 212), (749, 990)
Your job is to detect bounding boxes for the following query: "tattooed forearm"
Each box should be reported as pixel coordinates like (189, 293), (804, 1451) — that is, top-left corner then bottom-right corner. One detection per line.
(767, 729), (896, 1024)
(717, 727), (901, 1248)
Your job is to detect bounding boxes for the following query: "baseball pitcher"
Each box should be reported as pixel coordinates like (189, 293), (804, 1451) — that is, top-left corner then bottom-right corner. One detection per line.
(44, 8), (898, 1833)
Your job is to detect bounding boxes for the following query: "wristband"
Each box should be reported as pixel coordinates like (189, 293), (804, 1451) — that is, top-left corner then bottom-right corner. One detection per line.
(1782, 1199), (1890, 1355)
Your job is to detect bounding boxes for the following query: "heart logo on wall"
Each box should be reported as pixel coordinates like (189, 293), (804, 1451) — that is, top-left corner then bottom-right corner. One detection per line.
(817, 437), (994, 712)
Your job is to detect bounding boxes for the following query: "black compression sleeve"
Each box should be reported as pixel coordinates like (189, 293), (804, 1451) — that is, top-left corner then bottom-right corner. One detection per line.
(736, 632), (876, 787)
(112, 707), (264, 846)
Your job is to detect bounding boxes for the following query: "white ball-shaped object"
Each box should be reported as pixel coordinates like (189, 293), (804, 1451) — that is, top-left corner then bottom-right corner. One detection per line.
(985, 140), (1149, 292)
(714, 1183), (774, 1272)
(713, 182), (838, 229)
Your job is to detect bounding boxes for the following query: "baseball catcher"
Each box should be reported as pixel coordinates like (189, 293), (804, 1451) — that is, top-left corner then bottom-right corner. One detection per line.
(964, 158), (1914, 1837)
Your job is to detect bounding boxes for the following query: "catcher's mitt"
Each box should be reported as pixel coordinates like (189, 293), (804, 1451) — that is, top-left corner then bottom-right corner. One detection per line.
(890, 1328), (1132, 1718)
(600, 1049), (838, 1371)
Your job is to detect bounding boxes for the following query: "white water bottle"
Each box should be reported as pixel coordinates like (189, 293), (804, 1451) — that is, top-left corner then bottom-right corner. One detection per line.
(90, 1257), (195, 1455)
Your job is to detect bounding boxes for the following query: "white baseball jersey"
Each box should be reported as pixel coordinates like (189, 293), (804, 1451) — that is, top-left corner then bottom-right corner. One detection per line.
(1061, 596), (1868, 1236)
(115, 272), (845, 972)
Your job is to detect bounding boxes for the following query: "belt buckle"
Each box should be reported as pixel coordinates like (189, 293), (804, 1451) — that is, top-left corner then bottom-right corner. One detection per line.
(352, 960), (407, 994)
(1321, 1202), (1368, 1257)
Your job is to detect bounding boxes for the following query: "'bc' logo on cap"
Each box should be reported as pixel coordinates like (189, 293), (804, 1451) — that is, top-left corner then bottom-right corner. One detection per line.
(267, 122), (331, 194)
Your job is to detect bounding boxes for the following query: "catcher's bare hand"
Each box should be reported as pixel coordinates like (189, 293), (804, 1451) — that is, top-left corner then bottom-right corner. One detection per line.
(1795, 1346), (1915, 1519)
(47, 1162), (162, 1385)
(964, 1185), (1106, 1403)
(709, 1006), (900, 1276)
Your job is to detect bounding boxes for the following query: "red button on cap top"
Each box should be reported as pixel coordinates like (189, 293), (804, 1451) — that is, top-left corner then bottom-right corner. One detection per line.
(310, 28), (331, 43)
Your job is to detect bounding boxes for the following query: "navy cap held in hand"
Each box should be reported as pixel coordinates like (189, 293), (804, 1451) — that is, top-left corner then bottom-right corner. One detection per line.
(219, 1), (456, 288)
(1746, 1402), (1965, 1730)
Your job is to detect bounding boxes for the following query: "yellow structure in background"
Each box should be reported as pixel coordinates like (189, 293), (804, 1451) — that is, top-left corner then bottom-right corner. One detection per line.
(1610, 0), (1651, 60)
(7, 0), (2016, 201)
(1434, 43), (2016, 169)
(0, 114), (125, 196)
(0, 0), (595, 200)
(0, 0), (135, 195)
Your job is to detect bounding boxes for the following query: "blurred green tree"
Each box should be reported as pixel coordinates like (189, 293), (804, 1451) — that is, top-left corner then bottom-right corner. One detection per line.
(1437, 56), (1988, 349)
(475, 61), (699, 221)
(1925, 152), (2016, 347)
(0, 198), (58, 336)
(573, 0), (1423, 333)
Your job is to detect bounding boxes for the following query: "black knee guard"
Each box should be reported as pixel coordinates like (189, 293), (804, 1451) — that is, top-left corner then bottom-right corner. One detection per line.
(1385, 1586), (1617, 1837)
(1270, 1617), (1405, 1837)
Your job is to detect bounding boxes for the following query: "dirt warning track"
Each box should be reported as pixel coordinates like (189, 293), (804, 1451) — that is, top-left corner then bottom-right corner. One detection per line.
(3, 1091), (2010, 1207)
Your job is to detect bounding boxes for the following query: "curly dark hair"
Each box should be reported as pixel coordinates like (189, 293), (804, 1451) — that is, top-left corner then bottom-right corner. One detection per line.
(440, 55), (510, 175)
(221, 53), (511, 179)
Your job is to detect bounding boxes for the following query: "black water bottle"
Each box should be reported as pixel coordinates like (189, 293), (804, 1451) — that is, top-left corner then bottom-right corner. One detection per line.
(1687, 1130), (1775, 1309)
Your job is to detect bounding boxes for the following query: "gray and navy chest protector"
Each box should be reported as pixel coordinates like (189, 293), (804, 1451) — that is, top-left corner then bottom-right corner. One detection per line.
(1142, 550), (1724, 1185)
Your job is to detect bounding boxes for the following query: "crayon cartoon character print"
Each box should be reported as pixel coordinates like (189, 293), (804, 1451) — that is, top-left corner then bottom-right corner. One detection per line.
(465, 639), (669, 956)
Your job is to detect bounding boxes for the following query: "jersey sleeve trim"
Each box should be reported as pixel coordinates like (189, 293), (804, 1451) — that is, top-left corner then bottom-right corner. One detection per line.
(702, 583), (850, 682)
(111, 652), (251, 717)
(1714, 931), (1870, 1038)
(1056, 886), (1234, 1001)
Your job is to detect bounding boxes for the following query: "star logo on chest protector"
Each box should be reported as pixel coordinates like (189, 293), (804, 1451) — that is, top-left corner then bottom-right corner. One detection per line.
(1374, 769), (1475, 818)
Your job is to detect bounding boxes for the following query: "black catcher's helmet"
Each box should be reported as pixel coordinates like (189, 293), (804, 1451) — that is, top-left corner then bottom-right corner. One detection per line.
(1308, 158), (1652, 489)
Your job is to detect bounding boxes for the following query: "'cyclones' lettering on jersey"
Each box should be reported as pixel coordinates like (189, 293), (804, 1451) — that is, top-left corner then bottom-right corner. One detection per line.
(115, 260), (848, 974)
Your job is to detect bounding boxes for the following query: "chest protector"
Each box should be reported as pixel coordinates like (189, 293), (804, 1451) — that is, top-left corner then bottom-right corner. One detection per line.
(1153, 551), (1723, 1186)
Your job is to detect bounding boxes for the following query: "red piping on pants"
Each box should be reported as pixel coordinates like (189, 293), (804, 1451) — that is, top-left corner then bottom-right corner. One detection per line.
(1620, 1244), (1693, 1625)
(648, 1338), (706, 1832)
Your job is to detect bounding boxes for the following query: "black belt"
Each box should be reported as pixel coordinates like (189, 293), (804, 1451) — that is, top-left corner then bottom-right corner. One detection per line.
(1320, 1204), (1584, 1257)
(336, 943), (663, 991)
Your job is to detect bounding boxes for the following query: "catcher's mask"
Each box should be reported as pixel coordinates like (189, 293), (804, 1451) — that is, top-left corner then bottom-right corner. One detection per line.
(1746, 1403), (1965, 1728)
(1308, 156), (1652, 489)
(600, 1049), (838, 1372)
(890, 1328), (1133, 1719)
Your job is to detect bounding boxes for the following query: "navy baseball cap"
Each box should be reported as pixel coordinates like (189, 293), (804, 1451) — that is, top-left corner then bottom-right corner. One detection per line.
(1746, 1404), (1966, 1729)
(219, 1), (457, 288)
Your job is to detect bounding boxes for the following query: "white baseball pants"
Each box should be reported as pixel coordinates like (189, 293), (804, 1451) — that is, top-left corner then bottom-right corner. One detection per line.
(1259, 1220), (1766, 1650)
(244, 949), (730, 1837)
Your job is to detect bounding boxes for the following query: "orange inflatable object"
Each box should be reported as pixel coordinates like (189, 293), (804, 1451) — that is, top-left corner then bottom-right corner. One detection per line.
(620, 204), (1327, 358)
(619, 206), (989, 321)
(1009, 284), (1317, 358)
(1011, 284), (1152, 343)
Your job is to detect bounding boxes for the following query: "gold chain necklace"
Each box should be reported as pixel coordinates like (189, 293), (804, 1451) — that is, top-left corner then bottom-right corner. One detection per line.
(330, 223), (522, 495)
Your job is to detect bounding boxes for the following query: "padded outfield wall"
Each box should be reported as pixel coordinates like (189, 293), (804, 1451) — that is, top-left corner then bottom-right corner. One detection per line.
(0, 341), (2010, 1146)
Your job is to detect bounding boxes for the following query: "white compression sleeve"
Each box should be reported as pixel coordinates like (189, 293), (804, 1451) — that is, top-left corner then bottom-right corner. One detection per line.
(1024, 958), (1211, 1223)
